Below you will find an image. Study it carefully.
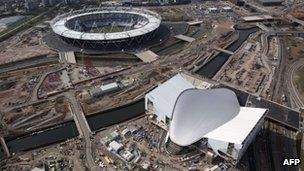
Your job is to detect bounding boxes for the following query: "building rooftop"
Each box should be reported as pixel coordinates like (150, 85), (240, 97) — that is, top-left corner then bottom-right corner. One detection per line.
(204, 107), (266, 144)
(100, 82), (119, 91)
(0, 16), (25, 28)
(242, 15), (274, 22)
(258, 0), (283, 3)
(169, 88), (267, 146)
(145, 74), (194, 120)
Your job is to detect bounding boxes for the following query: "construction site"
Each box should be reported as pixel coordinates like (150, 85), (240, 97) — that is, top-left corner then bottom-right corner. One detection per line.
(0, 0), (303, 170)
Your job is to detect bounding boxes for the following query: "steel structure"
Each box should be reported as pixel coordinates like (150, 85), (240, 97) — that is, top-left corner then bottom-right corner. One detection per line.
(50, 7), (162, 50)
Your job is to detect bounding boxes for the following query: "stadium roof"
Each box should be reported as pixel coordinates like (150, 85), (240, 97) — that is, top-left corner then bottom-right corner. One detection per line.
(169, 88), (267, 146)
(51, 8), (161, 41)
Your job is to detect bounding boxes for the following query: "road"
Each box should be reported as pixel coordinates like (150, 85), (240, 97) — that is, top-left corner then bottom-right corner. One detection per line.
(286, 14), (304, 27)
(65, 91), (98, 171)
(243, 1), (304, 28)
(260, 33), (271, 72)
(271, 38), (285, 102)
(267, 30), (304, 36)
(286, 59), (304, 108)
(259, 33), (274, 97)
(60, 58), (97, 171)
(244, 1), (271, 14)
(29, 67), (65, 102)
(0, 137), (10, 157)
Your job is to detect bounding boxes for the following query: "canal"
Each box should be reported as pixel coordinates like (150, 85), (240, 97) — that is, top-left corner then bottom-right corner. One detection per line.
(87, 99), (145, 131)
(0, 55), (59, 73)
(196, 27), (258, 78)
(0, 99), (145, 159)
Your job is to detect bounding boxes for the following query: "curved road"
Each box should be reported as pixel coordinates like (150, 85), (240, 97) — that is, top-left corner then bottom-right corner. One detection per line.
(29, 67), (65, 102)
(286, 59), (304, 108)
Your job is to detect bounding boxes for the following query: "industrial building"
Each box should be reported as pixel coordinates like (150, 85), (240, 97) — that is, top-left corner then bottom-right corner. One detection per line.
(24, 0), (39, 12)
(90, 82), (123, 98)
(226, 0), (244, 6)
(145, 74), (267, 162)
(222, 7), (233, 12)
(63, 0), (80, 4)
(41, 0), (49, 7)
(208, 8), (220, 13)
(49, 0), (61, 6)
(109, 141), (123, 153)
(257, 0), (283, 6)
(0, 16), (25, 30)
(242, 15), (274, 22)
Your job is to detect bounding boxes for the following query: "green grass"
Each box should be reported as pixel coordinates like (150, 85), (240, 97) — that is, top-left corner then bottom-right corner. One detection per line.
(91, 26), (126, 33)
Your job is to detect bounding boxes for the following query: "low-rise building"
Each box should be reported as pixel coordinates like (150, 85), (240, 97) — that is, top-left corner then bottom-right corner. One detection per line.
(222, 6), (232, 12)
(208, 8), (220, 13)
(121, 150), (134, 162)
(258, 0), (283, 6)
(25, 0), (39, 12)
(109, 141), (123, 153)
(90, 82), (123, 98)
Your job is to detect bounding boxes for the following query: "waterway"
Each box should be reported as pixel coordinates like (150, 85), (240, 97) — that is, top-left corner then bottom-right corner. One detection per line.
(87, 99), (145, 131)
(0, 55), (59, 73)
(0, 146), (3, 160)
(6, 121), (78, 154)
(196, 27), (258, 78)
(0, 99), (145, 159)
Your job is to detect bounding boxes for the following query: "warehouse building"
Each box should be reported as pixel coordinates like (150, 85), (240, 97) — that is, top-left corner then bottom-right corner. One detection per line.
(90, 82), (123, 98)
(257, 0), (283, 6)
(226, 0), (244, 6)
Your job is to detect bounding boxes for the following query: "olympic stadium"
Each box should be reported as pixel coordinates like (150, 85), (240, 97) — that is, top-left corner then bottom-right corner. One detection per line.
(48, 7), (171, 51)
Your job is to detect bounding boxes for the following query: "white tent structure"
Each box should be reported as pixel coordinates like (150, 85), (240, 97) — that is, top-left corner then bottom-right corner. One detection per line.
(145, 74), (267, 162)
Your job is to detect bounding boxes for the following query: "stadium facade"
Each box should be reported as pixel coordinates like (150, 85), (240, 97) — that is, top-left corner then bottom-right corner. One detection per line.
(50, 7), (163, 51)
(145, 73), (267, 163)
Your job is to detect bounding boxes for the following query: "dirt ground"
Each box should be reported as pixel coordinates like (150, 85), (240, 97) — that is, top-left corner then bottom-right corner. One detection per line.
(295, 66), (304, 96)
(285, 37), (304, 97)
(0, 27), (56, 65)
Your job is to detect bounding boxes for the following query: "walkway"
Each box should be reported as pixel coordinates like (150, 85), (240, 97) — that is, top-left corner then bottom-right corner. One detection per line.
(135, 50), (158, 63)
(187, 20), (203, 26)
(213, 47), (234, 55)
(174, 34), (195, 43)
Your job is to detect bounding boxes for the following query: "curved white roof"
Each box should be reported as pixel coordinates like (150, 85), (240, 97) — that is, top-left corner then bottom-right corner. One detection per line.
(145, 74), (195, 121)
(50, 8), (161, 41)
(169, 88), (241, 146)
